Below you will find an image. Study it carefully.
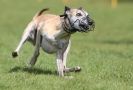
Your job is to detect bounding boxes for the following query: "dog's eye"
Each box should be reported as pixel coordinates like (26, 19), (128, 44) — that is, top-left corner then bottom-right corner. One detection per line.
(76, 13), (82, 16)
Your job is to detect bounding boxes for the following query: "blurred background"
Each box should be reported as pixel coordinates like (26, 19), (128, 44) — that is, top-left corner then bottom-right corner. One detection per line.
(0, 0), (133, 44)
(0, 0), (133, 90)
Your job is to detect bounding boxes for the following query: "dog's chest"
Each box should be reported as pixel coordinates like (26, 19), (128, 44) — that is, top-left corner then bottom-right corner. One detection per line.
(41, 35), (69, 54)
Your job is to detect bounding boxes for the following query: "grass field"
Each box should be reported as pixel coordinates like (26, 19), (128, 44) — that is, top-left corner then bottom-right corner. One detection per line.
(0, 0), (133, 90)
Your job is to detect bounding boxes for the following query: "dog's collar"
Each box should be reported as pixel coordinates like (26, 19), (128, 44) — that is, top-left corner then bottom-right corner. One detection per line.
(60, 14), (78, 34)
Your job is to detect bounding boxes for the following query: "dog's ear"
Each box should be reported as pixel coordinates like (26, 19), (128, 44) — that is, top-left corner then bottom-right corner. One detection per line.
(64, 6), (71, 17)
(65, 6), (70, 11)
(79, 7), (83, 10)
(60, 6), (70, 17)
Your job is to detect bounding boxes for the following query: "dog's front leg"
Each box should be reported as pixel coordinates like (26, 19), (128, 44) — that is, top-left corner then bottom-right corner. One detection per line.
(62, 40), (71, 69)
(63, 40), (81, 73)
(56, 50), (64, 77)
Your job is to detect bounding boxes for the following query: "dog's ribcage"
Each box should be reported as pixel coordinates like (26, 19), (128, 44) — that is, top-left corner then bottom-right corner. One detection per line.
(41, 36), (69, 54)
(28, 29), (69, 54)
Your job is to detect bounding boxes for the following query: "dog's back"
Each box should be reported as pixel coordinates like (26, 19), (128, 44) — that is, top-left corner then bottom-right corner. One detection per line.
(33, 8), (61, 27)
(32, 10), (63, 38)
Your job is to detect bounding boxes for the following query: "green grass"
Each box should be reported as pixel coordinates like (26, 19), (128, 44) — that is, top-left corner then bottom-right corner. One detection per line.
(0, 0), (133, 90)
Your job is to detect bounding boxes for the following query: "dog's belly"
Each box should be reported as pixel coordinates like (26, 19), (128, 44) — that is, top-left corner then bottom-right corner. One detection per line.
(41, 38), (58, 54)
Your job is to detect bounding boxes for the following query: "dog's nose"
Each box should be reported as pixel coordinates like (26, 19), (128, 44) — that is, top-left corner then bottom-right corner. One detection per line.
(87, 16), (94, 25)
(88, 20), (95, 30)
(89, 21), (93, 25)
(88, 18), (94, 25)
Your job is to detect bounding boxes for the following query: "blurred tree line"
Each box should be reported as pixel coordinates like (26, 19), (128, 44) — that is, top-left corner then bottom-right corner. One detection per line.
(89, 0), (133, 3)
(120, 0), (133, 2)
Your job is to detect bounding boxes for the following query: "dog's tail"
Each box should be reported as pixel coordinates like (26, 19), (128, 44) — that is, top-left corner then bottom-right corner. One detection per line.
(33, 8), (49, 20)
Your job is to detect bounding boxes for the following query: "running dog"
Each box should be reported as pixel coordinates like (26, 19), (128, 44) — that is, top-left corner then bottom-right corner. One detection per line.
(12, 6), (95, 76)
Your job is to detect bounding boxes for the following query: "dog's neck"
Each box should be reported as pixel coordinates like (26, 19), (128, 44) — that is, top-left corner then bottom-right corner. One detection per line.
(60, 15), (77, 34)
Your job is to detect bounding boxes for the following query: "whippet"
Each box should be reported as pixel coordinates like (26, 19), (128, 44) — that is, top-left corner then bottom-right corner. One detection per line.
(12, 6), (95, 76)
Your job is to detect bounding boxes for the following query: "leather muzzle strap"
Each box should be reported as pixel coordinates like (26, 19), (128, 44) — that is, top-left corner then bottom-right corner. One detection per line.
(60, 14), (77, 34)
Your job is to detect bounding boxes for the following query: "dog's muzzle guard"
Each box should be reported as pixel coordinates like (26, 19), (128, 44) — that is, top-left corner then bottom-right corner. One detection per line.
(60, 14), (95, 33)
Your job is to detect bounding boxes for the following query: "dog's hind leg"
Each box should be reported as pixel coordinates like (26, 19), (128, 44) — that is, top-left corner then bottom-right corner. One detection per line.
(12, 22), (36, 58)
(28, 30), (41, 67)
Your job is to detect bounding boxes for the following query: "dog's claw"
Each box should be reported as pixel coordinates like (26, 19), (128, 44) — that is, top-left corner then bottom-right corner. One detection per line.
(12, 51), (18, 58)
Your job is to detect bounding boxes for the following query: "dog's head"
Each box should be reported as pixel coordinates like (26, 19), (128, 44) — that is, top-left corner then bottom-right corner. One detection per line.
(64, 6), (95, 32)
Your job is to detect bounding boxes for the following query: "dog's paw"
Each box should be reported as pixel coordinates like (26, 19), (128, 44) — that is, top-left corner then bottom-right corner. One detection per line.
(12, 51), (18, 58)
(64, 66), (81, 73)
(74, 66), (81, 72)
(26, 63), (33, 69)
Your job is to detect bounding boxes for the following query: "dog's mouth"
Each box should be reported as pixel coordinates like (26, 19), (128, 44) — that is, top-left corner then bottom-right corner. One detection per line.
(79, 24), (89, 30)
(79, 20), (95, 32)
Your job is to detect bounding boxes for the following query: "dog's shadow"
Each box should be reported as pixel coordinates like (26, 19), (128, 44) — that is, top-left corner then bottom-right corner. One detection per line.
(9, 66), (56, 75)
